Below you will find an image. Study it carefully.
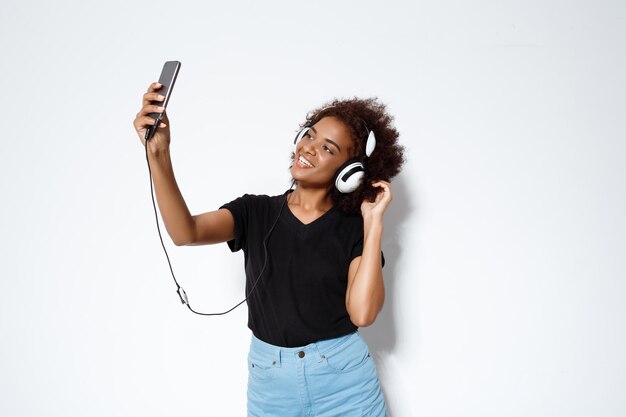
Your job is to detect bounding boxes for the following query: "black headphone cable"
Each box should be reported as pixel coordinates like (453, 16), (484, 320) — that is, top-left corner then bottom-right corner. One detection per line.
(143, 139), (287, 316)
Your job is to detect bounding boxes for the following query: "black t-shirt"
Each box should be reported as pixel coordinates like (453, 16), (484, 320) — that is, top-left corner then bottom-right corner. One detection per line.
(219, 190), (385, 347)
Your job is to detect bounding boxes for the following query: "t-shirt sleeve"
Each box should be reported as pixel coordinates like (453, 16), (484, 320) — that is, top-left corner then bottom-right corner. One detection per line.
(219, 194), (253, 253)
(350, 236), (386, 268)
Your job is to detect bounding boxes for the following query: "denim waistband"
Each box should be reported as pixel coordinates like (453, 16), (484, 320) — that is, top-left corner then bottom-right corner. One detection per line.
(249, 331), (360, 368)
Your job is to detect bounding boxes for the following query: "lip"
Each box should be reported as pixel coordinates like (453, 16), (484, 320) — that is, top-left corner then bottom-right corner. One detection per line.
(296, 154), (315, 168)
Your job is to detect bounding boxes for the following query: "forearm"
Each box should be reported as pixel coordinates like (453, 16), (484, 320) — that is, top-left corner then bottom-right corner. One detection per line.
(147, 149), (195, 245)
(347, 217), (385, 326)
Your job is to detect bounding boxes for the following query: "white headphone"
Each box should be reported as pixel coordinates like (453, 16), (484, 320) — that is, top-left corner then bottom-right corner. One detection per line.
(292, 116), (376, 193)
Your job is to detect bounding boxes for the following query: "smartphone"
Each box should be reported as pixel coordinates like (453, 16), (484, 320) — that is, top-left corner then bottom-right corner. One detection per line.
(145, 60), (181, 140)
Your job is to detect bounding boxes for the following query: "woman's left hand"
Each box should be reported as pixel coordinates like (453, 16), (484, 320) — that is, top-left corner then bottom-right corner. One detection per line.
(361, 180), (392, 220)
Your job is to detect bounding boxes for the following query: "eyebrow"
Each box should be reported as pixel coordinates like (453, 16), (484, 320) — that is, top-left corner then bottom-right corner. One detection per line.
(309, 126), (342, 153)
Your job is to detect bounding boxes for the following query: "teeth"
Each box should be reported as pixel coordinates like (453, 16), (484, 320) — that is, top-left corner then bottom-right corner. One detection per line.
(299, 155), (313, 167)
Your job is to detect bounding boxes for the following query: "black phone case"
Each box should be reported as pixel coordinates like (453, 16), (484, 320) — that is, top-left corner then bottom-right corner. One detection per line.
(148, 61), (181, 121)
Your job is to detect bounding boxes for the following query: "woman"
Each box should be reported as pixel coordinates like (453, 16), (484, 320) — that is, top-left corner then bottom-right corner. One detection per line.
(133, 82), (405, 416)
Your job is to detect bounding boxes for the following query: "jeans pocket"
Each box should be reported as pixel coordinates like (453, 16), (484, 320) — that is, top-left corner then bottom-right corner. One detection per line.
(248, 354), (276, 381)
(322, 334), (371, 373)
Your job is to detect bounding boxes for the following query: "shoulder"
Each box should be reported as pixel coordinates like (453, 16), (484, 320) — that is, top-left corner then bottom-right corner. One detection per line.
(220, 192), (286, 212)
(335, 207), (364, 227)
(222, 192), (281, 204)
(326, 207), (364, 239)
(244, 192), (285, 206)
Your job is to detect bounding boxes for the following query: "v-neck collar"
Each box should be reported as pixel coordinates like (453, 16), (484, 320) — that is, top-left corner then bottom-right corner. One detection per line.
(282, 190), (337, 233)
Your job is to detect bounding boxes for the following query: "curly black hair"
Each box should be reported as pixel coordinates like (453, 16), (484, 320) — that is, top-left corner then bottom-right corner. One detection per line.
(290, 96), (406, 215)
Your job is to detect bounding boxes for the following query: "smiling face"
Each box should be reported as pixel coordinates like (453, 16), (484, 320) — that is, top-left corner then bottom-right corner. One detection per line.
(290, 116), (356, 189)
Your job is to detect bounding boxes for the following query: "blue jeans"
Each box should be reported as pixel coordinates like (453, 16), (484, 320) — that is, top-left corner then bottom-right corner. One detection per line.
(247, 330), (389, 417)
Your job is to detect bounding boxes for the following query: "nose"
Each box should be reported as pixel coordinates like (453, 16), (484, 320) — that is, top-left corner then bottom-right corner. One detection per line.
(301, 139), (316, 155)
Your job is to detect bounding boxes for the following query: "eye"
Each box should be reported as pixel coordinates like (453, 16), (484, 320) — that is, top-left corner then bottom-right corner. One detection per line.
(303, 131), (333, 154)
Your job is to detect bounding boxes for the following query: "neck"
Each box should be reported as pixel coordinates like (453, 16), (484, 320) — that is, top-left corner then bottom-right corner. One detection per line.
(288, 183), (334, 212)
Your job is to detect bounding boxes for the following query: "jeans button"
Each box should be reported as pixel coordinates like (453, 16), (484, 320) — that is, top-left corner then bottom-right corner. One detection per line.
(298, 351), (305, 358)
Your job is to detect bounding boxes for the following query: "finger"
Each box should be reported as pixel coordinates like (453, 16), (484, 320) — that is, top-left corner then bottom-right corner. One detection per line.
(138, 104), (166, 117)
(142, 82), (163, 106)
(135, 118), (166, 131)
(142, 91), (165, 106)
(139, 115), (161, 128)
(372, 182), (392, 201)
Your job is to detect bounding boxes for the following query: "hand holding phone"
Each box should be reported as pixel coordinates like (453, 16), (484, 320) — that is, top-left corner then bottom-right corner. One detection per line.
(133, 61), (181, 151)
(145, 61), (180, 141)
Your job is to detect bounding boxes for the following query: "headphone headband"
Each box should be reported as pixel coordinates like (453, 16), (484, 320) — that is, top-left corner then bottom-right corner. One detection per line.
(292, 106), (378, 193)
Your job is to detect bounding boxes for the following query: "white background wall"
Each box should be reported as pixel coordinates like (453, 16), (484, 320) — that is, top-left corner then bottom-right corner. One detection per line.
(1, 0), (624, 416)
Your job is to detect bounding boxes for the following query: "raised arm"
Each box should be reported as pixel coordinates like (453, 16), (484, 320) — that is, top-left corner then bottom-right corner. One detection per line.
(132, 81), (234, 247)
(345, 180), (392, 327)
(184, 209), (235, 246)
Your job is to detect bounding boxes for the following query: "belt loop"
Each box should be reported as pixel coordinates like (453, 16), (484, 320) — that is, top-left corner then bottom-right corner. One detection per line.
(313, 342), (325, 363)
(274, 348), (282, 368)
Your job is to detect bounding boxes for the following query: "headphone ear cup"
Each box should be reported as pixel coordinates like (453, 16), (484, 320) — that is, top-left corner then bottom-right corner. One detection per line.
(365, 129), (376, 157)
(333, 159), (365, 193)
(293, 127), (310, 154)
